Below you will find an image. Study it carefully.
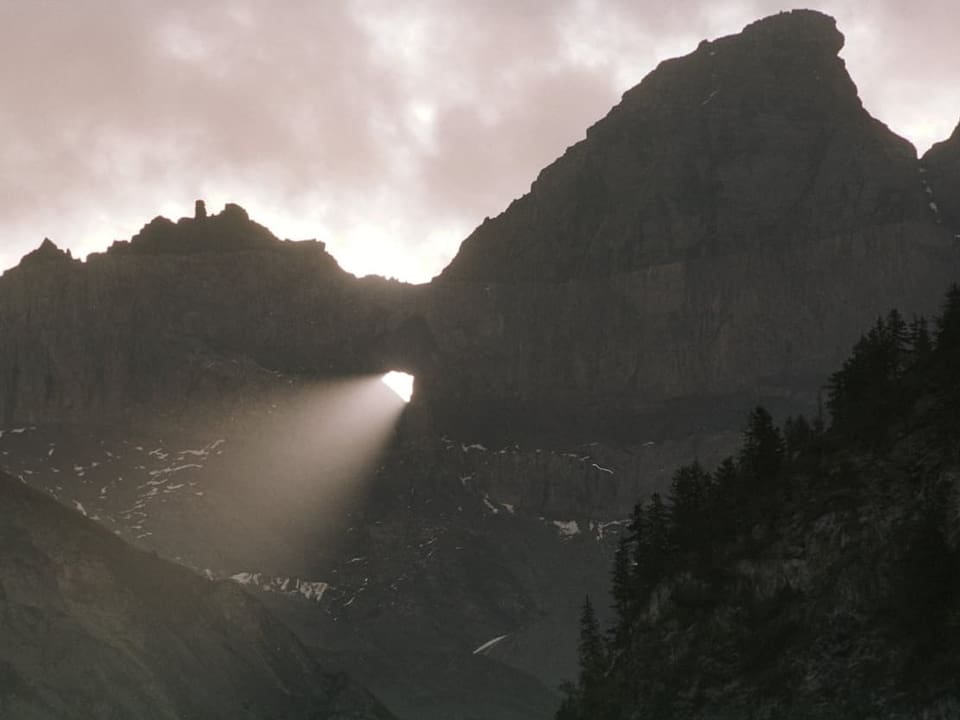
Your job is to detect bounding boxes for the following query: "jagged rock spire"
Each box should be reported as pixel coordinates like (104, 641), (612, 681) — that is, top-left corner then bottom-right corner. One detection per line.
(17, 237), (74, 269)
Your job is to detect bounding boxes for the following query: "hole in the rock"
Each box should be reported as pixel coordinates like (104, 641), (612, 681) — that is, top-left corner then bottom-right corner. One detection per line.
(381, 371), (414, 403)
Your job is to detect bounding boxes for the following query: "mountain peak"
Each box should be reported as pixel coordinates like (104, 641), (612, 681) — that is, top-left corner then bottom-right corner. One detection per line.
(14, 237), (75, 271)
(440, 9), (914, 284)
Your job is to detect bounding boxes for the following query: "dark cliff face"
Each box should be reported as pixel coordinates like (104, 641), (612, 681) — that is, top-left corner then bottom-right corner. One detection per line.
(0, 218), (419, 425)
(922, 119), (960, 231)
(439, 10), (922, 283)
(0, 472), (394, 720)
(421, 9), (960, 439)
(1, 9), (958, 445)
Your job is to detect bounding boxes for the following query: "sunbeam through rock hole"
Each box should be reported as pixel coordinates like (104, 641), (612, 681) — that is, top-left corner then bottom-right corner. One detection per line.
(381, 371), (414, 403)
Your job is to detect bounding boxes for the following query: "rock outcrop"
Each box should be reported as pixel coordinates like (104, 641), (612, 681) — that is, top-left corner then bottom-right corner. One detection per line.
(12, 238), (76, 270)
(108, 202), (278, 254)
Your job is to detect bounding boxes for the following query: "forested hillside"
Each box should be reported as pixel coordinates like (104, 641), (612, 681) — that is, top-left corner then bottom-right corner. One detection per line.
(558, 286), (960, 718)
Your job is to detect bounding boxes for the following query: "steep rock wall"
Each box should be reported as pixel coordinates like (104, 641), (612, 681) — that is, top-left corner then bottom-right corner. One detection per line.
(423, 10), (960, 438)
(1, 11), (959, 448)
(0, 211), (418, 424)
(923, 119), (960, 231)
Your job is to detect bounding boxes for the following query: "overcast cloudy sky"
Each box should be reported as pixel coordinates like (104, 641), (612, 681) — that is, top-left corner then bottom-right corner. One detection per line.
(2, 1), (958, 281)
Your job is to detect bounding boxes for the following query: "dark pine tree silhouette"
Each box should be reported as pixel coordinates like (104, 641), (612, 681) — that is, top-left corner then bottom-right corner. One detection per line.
(668, 461), (711, 558)
(578, 595), (608, 716)
(738, 406), (785, 483)
(609, 535), (634, 650)
(827, 310), (915, 448)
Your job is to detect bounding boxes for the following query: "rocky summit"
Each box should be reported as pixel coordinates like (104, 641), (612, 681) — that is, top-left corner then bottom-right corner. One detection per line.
(429, 9), (959, 439)
(1, 9), (960, 720)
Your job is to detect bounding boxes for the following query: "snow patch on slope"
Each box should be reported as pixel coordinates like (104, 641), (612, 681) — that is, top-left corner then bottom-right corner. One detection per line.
(473, 634), (509, 655)
(230, 572), (330, 603)
(552, 520), (580, 538)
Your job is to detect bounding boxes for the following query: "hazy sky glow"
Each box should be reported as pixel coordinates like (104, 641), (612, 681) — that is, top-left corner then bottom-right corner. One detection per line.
(2, 1), (958, 282)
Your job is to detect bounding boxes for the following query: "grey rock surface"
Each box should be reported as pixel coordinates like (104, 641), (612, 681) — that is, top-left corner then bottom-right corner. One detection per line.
(2, 11), (957, 448)
(922, 119), (960, 230)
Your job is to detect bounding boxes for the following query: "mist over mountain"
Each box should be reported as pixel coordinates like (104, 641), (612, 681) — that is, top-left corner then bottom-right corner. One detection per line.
(1, 9), (959, 719)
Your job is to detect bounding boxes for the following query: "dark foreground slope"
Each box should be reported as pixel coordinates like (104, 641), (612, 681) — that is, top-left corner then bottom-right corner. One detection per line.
(0, 471), (394, 720)
(557, 299), (960, 719)
(0, 393), (607, 720)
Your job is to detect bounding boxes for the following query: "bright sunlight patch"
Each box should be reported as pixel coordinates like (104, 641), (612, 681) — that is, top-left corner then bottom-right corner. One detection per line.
(381, 371), (414, 402)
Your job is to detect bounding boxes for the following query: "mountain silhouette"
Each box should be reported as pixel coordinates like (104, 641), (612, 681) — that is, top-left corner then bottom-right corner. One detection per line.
(1, 9), (959, 720)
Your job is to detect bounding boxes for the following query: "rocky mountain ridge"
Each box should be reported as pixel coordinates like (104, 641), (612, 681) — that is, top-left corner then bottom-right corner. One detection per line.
(2, 11), (958, 446)
(2, 8), (960, 720)
(440, 10), (925, 282)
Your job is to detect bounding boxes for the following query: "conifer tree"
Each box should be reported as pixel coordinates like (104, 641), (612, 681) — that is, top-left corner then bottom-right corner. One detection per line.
(555, 681), (581, 720)
(610, 535), (634, 649)
(627, 499), (645, 543)
(713, 456), (738, 487)
(813, 392), (827, 435)
(887, 309), (910, 365)
(783, 414), (812, 457)
(934, 283), (960, 353)
(668, 462), (710, 554)
(932, 285), (960, 402)
(642, 493), (672, 592)
(576, 595), (606, 715)
(711, 456), (740, 537)
(910, 315), (932, 360)
(827, 311), (918, 447)
(631, 499), (652, 594)
(738, 406), (784, 484)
